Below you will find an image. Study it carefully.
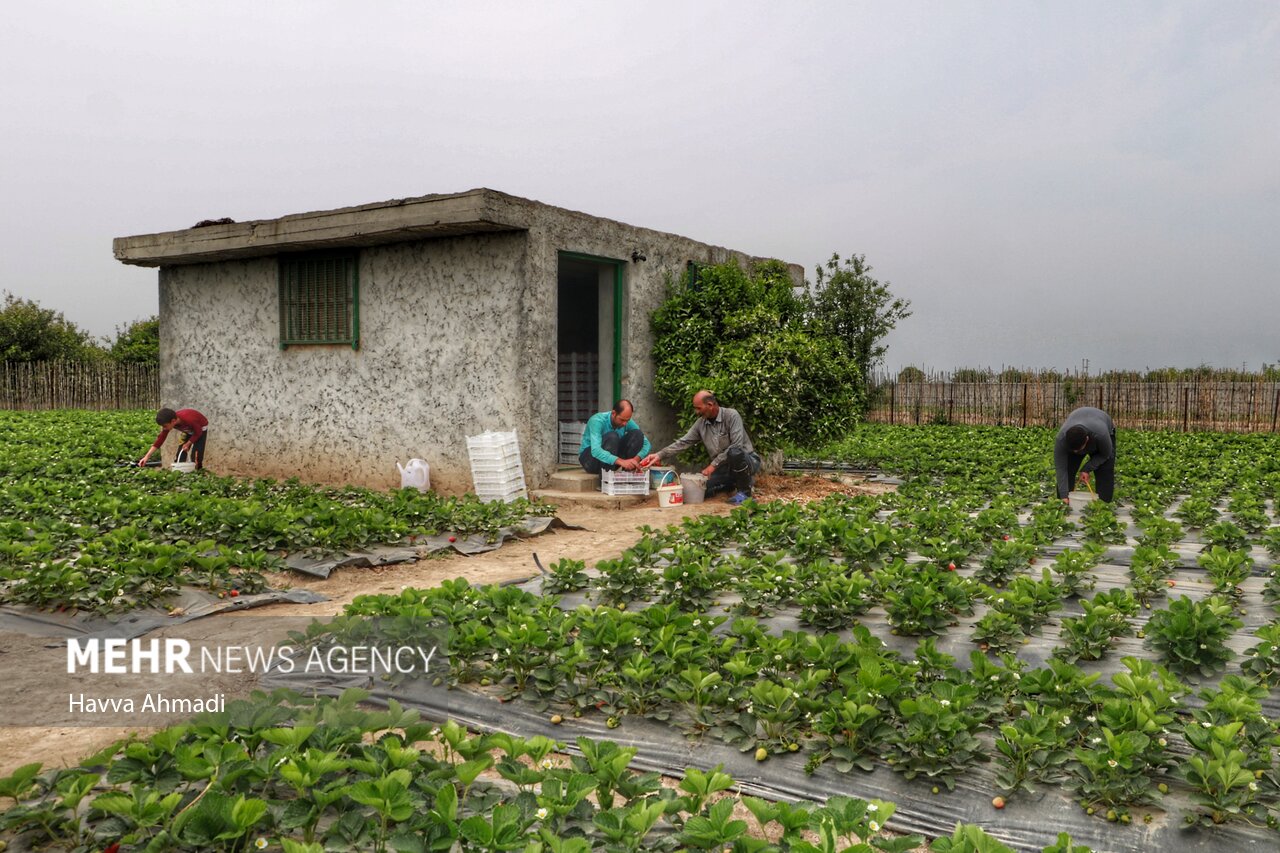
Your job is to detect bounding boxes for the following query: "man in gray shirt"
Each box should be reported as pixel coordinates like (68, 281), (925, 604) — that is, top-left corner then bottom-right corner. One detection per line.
(642, 390), (762, 505)
(1054, 406), (1116, 503)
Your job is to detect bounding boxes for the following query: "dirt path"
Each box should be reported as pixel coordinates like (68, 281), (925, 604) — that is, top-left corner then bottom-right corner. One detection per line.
(0, 474), (883, 776)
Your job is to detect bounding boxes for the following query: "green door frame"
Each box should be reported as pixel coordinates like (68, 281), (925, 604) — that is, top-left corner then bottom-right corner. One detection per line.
(557, 251), (624, 402)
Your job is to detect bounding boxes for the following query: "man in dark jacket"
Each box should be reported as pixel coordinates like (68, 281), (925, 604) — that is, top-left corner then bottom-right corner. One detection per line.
(1055, 406), (1115, 503)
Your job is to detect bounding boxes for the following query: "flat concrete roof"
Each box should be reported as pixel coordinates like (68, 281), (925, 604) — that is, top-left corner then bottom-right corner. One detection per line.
(113, 188), (537, 267)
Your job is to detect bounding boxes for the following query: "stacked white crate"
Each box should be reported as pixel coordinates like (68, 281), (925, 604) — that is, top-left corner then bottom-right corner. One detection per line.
(466, 430), (527, 503)
(601, 469), (650, 496)
(558, 421), (586, 464)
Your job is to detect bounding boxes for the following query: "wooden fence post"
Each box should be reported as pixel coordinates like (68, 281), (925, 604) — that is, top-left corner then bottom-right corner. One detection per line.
(1183, 389), (1190, 432)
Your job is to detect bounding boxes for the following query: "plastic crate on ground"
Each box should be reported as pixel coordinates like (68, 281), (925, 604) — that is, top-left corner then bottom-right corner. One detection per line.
(467, 430), (527, 501)
(601, 469), (650, 496)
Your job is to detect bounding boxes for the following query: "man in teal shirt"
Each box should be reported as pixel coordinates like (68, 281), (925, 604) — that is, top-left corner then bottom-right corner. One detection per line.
(579, 399), (651, 475)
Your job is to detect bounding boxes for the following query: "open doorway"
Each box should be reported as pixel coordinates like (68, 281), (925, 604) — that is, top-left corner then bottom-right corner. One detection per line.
(556, 253), (623, 462)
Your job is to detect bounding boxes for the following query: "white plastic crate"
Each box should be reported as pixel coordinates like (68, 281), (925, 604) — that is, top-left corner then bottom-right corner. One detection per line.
(470, 454), (524, 473)
(601, 469), (650, 496)
(559, 421), (586, 464)
(468, 430), (527, 501)
(467, 431), (519, 451)
(472, 470), (526, 489)
(480, 486), (528, 504)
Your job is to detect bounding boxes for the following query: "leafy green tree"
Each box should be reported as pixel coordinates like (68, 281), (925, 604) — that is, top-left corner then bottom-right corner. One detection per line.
(109, 316), (160, 365)
(897, 365), (926, 383)
(0, 291), (101, 361)
(651, 260), (864, 449)
(809, 253), (912, 387)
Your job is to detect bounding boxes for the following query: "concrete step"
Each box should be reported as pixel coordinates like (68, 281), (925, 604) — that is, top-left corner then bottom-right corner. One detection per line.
(532, 489), (651, 510)
(546, 469), (600, 493)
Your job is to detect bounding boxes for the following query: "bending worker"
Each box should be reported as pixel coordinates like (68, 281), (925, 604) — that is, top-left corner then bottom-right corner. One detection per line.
(1054, 406), (1115, 504)
(642, 390), (760, 506)
(579, 399), (650, 474)
(139, 407), (209, 470)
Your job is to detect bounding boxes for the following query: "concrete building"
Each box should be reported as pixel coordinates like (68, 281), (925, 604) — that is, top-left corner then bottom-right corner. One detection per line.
(114, 188), (797, 492)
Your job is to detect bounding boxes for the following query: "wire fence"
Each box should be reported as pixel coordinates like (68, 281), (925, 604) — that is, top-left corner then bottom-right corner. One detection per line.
(1, 361), (159, 411)
(867, 371), (1280, 433)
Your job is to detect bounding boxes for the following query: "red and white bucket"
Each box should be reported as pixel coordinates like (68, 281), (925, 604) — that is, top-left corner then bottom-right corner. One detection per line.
(656, 470), (683, 508)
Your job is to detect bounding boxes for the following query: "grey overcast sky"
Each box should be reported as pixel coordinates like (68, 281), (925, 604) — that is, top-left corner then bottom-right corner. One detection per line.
(3, 1), (1277, 374)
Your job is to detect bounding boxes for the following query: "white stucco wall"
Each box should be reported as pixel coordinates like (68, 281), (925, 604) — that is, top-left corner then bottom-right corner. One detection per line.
(153, 197), (796, 493)
(159, 232), (535, 492)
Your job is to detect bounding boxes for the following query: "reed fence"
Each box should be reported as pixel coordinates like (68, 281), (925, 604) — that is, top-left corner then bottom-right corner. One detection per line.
(1, 361), (159, 411)
(868, 372), (1280, 433)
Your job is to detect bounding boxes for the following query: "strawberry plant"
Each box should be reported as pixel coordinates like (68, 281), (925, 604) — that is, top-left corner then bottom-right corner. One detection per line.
(1240, 622), (1280, 685)
(1203, 520), (1250, 551)
(1050, 545), (1104, 598)
(1261, 526), (1280, 562)
(1136, 515), (1184, 548)
(1127, 544), (1179, 606)
(1071, 727), (1159, 816)
(1079, 500), (1127, 545)
(1181, 721), (1265, 826)
(929, 823), (1017, 853)
(810, 697), (893, 773)
(1174, 495), (1219, 529)
(971, 609), (1026, 656)
(1054, 589), (1137, 664)
(1197, 546), (1254, 598)
(1144, 595), (1243, 677)
(886, 682), (989, 791)
(540, 558), (589, 594)
(974, 538), (1038, 586)
(878, 563), (978, 636)
(994, 707), (1072, 796)
(797, 572), (876, 631)
(1189, 677), (1275, 765)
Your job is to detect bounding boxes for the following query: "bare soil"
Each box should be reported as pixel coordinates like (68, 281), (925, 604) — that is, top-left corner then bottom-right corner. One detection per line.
(0, 474), (888, 777)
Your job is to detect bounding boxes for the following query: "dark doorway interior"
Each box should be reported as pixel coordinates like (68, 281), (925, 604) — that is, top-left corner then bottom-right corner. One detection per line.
(556, 258), (606, 423)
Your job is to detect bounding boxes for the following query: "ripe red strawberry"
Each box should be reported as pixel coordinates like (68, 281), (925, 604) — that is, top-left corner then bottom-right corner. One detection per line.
(448, 536), (457, 543)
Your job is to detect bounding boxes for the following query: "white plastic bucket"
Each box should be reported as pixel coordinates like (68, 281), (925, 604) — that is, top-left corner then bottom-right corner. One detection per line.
(657, 483), (684, 508)
(171, 449), (197, 474)
(682, 473), (707, 505)
(656, 470), (683, 508)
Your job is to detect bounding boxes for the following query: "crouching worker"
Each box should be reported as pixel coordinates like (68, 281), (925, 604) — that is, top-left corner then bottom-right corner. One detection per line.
(642, 390), (761, 505)
(139, 407), (209, 470)
(579, 399), (650, 474)
(1054, 406), (1115, 504)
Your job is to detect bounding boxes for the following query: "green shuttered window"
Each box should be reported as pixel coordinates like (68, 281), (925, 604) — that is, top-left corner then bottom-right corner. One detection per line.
(278, 253), (360, 349)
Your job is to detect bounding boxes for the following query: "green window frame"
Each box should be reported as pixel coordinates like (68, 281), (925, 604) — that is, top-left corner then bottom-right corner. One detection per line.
(278, 252), (360, 349)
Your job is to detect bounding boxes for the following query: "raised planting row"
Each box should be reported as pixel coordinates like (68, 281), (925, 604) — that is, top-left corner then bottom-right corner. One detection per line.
(0, 687), (1093, 853)
(0, 410), (555, 615)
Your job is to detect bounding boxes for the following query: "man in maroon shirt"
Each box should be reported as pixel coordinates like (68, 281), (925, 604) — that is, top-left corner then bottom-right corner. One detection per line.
(138, 407), (209, 469)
